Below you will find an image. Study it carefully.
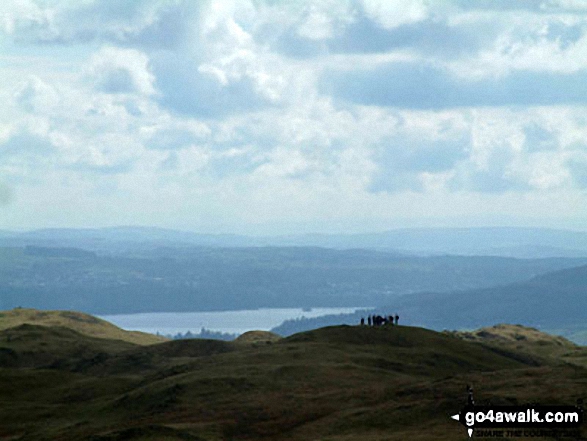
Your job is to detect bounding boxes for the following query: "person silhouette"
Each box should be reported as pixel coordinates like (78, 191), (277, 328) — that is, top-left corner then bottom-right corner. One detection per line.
(467, 385), (475, 406)
(394, 314), (399, 325)
(367, 315), (372, 326)
(360, 317), (365, 326)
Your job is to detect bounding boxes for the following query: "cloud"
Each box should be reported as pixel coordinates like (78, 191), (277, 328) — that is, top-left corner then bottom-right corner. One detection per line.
(273, 15), (488, 58)
(209, 147), (266, 179)
(523, 123), (559, 153)
(0, 125), (135, 179)
(0, 182), (13, 205)
(546, 20), (584, 50)
(443, 111), (575, 193)
(14, 75), (60, 113)
(566, 149), (587, 188)
(266, 1), (491, 58)
(1, 0), (196, 49)
(321, 61), (587, 109)
(366, 107), (587, 195)
(1, 0), (587, 231)
(452, 0), (547, 12)
(145, 2), (292, 118)
(368, 132), (471, 193)
(0, 129), (55, 159)
(65, 160), (133, 176)
(160, 152), (179, 170)
(330, 17), (488, 56)
(524, 152), (572, 190)
(74, 0), (200, 50)
(360, 0), (428, 30)
(0, 0), (47, 36)
(448, 147), (530, 193)
(59, 130), (142, 176)
(451, 168), (530, 193)
(87, 46), (155, 95)
(145, 125), (210, 151)
(295, 3), (343, 40)
(152, 52), (273, 118)
(454, 0), (587, 13)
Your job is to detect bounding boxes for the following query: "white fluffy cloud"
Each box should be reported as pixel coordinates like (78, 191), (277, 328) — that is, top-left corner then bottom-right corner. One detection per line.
(0, 0), (45, 35)
(0, 0), (586, 232)
(87, 46), (155, 96)
(14, 75), (60, 113)
(361, 0), (428, 29)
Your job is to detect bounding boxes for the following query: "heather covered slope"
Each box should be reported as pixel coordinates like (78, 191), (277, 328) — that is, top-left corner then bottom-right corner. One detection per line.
(1, 322), (586, 440)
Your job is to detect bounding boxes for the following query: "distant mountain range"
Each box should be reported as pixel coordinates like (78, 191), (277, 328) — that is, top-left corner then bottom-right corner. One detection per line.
(1, 245), (586, 314)
(1, 226), (587, 258)
(274, 227), (587, 258)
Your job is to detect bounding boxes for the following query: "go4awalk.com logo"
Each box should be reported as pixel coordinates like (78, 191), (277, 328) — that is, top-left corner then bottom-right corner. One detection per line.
(451, 387), (583, 438)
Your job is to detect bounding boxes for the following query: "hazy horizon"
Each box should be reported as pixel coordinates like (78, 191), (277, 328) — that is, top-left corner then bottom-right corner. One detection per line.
(3, 223), (587, 237)
(1, 1), (586, 234)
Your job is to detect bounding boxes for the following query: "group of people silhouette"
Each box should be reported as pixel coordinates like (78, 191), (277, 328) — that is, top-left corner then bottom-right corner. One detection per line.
(360, 314), (399, 326)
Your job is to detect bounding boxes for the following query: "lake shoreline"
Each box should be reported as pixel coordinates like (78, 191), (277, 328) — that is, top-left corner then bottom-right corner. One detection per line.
(100, 307), (372, 337)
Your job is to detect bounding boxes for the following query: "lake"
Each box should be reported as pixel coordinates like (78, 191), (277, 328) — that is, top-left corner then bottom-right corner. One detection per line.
(100, 307), (369, 336)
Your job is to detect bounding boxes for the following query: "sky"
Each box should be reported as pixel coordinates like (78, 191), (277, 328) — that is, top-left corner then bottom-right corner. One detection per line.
(1, 0), (587, 235)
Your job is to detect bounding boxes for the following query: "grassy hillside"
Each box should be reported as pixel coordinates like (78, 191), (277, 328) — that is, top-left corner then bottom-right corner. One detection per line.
(449, 323), (574, 349)
(447, 324), (587, 365)
(0, 324), (138, 369)
(0, 308), (168, 345)
(1, 321), (586, 440)
(234, 330), (282, 345)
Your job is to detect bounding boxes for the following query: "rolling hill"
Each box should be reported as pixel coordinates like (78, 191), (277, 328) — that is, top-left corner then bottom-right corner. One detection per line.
(0, 318), (586, 440)
(0, 308), (167, 345)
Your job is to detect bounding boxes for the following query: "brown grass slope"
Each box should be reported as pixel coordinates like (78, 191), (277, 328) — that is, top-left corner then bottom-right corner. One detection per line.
(234, 330), (282, 345)
(450, 323), (574, 346)
(0, 308), (167, 345)
(1, 323), (586, 441)
(448, 323), (587, 368)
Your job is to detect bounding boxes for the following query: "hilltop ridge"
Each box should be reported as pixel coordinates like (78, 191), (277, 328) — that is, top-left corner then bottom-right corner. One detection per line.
(0, 308), (167, 345)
